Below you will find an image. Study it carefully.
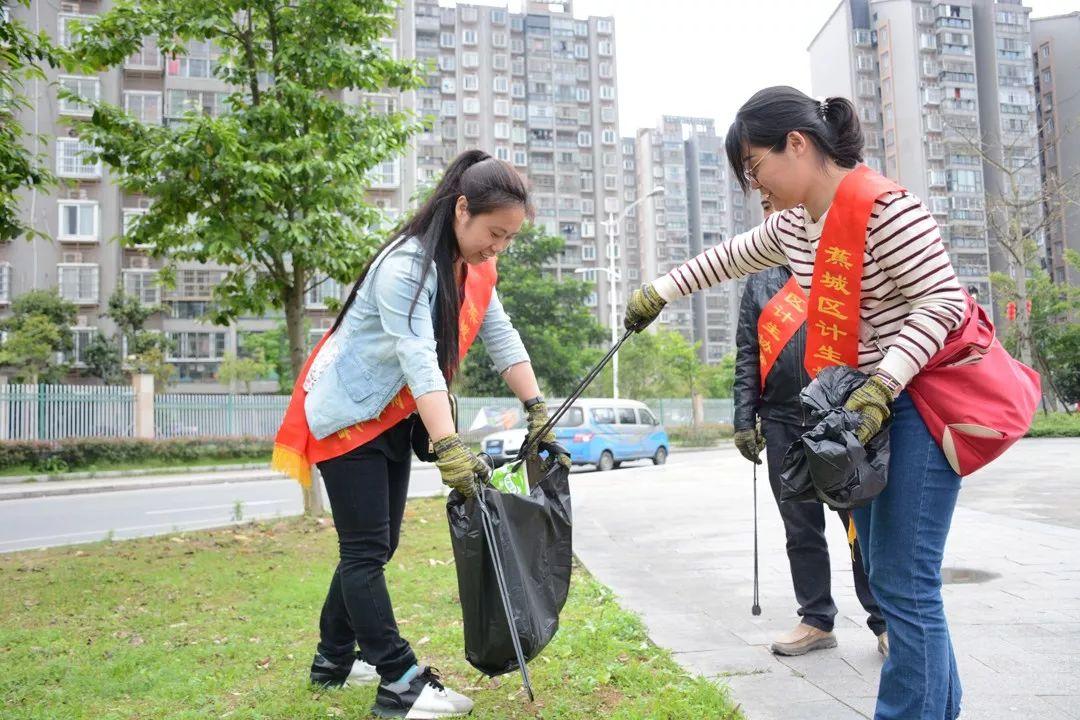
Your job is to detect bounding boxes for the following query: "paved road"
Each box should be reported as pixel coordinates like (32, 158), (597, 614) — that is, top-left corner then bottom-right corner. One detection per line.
(570, 439), (1080, 720)
(0, 464), (446, 553)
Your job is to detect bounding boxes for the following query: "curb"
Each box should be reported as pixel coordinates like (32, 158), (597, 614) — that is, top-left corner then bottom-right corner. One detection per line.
(0, 471), (287, 501)
(0, 462), (271, 486)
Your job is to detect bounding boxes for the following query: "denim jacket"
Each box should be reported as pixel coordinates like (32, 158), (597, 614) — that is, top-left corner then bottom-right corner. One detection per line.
(304, 237), (529, 439)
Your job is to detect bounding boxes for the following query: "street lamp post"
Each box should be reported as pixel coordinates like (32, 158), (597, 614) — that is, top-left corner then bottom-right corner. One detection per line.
(577, 186), (664, 399)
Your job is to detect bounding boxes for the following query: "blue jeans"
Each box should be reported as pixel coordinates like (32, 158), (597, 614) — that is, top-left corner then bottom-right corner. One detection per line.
(853, 393), (963, 720)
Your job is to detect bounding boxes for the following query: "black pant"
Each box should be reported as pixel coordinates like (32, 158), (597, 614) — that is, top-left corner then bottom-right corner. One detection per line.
(316, 418), (417, 681)
(761, 418), (886, 636)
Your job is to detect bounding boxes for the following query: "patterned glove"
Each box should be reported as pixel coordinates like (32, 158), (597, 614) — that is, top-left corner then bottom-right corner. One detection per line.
(843, 375), (894, 445)
(523, 400), (556, 462)
(624, 283), (667, 332)
(733, 427), (766, 464)
(433, 434), (489, 498)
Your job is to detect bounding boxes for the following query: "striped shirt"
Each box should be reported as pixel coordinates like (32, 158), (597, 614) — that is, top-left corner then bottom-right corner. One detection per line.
(652, 191), (966, 388)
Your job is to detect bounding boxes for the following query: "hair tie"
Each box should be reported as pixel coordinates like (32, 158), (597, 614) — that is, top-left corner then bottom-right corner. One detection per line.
(817, 97), (829, 118)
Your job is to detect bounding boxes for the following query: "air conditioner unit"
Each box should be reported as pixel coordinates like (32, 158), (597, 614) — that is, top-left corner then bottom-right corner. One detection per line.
(60, 2), (80, 13)
(62, 251), (84, 263)
(129, 256), (150, 269)
(137, 198), (152, 209)
(76, 315), (88, 326)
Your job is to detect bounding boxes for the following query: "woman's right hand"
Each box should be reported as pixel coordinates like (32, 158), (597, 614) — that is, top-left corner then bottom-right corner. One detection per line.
(432, 433), (489, 498)
(624, 283), (667, 332)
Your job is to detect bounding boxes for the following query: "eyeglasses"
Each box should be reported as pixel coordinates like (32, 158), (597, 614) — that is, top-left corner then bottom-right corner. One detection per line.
(743, 149), (774, 185)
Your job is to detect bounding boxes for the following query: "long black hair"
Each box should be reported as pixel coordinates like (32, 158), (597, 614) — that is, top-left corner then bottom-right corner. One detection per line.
(330, 150), (532, 383)
(725, 86), (864, 192)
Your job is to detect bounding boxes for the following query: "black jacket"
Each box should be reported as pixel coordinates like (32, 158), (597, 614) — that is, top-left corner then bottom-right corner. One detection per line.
(733, 266), (812, 430)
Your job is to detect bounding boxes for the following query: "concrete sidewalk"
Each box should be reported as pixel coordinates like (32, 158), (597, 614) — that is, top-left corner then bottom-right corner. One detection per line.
(570, 441), (1080, 720)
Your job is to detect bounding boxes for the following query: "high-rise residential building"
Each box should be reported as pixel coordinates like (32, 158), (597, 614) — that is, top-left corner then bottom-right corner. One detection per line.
(2, 0), (624, 389)
(809, 0), (1044, 311)
(410, 0), (625, 326)
(1032, 12), (1080, 288)
(634, 116), (761, 362)
(2, 0), (417, 391)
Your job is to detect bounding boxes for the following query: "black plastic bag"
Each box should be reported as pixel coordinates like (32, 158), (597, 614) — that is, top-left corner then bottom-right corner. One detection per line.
(446, 450), (573, 677)
(779, 366), (891, 510)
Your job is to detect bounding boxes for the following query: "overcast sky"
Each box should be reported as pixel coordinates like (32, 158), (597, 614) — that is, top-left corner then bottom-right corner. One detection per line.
(441, 0), (1078, 137)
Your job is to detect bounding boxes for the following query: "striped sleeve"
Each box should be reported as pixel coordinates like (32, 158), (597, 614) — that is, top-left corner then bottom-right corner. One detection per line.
(866, 192), (966, 387)
(653, 211), (789, 301)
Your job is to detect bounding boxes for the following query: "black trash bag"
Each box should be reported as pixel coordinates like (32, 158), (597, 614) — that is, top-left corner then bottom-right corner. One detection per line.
(446, 447), (573, 677)
(779, 366), (891, 510)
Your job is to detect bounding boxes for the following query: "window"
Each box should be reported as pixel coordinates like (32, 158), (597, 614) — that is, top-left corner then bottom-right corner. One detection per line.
(462, 29), (477, 46)
(511, 126), (526, 144)
(600, 85), (615, 100)
(598, 40), (613, 56)
(123, 269), (160, 305)
(370, 159), (400, 188)
(464, 121), (480, 138)
(65, 327), (95, 366)
(494, 122), (510, 140)
(305, 276), (343, 309)
(166, 331), (228, 361)
(601, 106), (616, 123)
(591, 408), (616, 424)
(122, 208), (148, 245)
(440, 78), (456, 94)
(462, 74), (479, 91)
(440, 100), (457, 117)
(124, 91), (162, 124)
(439, 32), (455, 48)
(462, 52), (479, 68)
(492, 32), (507, 48)
(577, 131), (593, 147)
(574, 43), (589, 59)
(125, 37), (162, 69)
(513, 150), (527, 167)
(166, 40), (218, 79)
(603, 173), (617, 190)
(597, 18), (614, 34)
(575, 87), (590, 102)
(437, 55), (456, 72)
(617, 407), (637, 425)
(58, 263), (100, 304)
(57, 201), (98, 241)
(582, 243), (596, 259)
(494, 99), (510, 116)
(511, 104), (526, 121)
(462, 97), (480, 114)
(55, 138), (101, 179)
(495, 146), (509, 161)
(58, 13), (93, 49)
(511, 81), (526, 98)
(556, 407), (584, 427)
(493, 76), (509, 93)
(493, 53), (508, 70)
(491, 9), (507, 24)
(0, 263), (10, 304)
(166, 89), (227, 118)
(599, 62), (613, 79)
(58, 76), (100, 116)
(601, 129), (617, 145)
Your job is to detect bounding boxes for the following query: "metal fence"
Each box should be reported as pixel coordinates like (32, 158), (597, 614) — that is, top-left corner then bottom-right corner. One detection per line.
(0, 384), (135, 441)
(154, 393), (290, 439)
(0, 384), (732, 442)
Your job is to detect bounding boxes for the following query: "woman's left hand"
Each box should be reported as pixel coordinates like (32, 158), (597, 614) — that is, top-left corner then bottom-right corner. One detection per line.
(844, 375), (895, 444)
(524, 400), (556, 460)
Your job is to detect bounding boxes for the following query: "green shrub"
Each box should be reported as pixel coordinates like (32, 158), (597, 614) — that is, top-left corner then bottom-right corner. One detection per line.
(667, 422), (734, 447)
(0, 437), (273, 472)
(1027, 411), (1080, 438)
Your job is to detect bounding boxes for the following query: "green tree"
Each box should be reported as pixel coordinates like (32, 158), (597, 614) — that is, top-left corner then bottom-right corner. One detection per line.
(240, 326), (294, 393)
(217, 350), (272, 394)
(456, 223), (606, 396)
(1, 0), (59, 241)
(0, 290), (77, 382)
(66, 0), (425, 387)
(83, 331), (124, 384)
(701, 351), (736, 399)
(584, 330), (697, 400)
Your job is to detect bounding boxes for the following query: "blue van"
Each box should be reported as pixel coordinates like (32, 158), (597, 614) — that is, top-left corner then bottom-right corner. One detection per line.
(483, 399), (669, 471)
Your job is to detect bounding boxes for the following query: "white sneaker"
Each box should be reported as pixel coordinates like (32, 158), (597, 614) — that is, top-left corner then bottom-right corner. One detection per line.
(309, 653), (377, 688)
(348, 657), (378, 684)
(371, 665), (474, 719)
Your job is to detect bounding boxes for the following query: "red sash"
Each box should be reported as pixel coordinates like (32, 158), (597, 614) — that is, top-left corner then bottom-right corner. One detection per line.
(805, 165), (902, 377)
(758, 276), (808, 385)
(271, 259), (498, 486)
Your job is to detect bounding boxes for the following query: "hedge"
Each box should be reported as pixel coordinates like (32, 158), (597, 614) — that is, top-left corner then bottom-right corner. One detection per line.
(1026, 411), (1080, 438)
(666, 422), (735, 447)
(0, 436), (273, 473)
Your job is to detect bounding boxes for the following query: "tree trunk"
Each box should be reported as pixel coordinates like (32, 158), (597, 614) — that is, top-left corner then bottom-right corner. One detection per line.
(283, 272), (325, 516)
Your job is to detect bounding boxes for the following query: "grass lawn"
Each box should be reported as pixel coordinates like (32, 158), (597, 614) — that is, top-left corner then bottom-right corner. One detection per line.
(0, 498), (742, 720)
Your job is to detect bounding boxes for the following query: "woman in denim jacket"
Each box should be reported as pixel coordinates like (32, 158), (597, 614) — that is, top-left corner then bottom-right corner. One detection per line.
(303, 151), (556, 718)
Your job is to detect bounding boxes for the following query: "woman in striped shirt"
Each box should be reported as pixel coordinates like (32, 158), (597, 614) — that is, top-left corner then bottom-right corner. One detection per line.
(625, 87), (966, 720)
